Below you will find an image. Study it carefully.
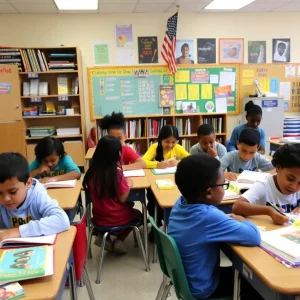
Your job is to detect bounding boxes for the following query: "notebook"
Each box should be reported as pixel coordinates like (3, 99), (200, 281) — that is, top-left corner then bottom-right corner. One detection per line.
(43, 179), (77, 189)
(237, 170), (271, 184)
(123, 169), (145, 177)
(155, 179), (175, 190)
(151, 167), (177, 175)
(0, 234), (57, 248)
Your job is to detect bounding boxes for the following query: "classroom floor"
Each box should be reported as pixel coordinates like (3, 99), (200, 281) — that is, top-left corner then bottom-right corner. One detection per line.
(62, 196), (232, 300)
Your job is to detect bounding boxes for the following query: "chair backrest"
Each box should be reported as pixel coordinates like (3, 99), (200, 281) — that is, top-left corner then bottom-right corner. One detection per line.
(149, 217), (195, 300)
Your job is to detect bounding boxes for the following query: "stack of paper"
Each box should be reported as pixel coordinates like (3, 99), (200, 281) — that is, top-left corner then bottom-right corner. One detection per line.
(28, 126), (55, 137)
(56, 127), (80, 136)
(156, 179), (175, 190)
(123, 169), (145, 177)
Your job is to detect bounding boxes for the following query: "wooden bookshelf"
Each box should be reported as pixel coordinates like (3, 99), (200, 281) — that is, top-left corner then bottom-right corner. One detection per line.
(1, 46), (86, 169)
(95, 113), (227, 154)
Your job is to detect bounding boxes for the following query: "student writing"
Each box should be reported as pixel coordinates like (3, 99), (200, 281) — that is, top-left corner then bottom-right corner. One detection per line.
(190, 124), (227, 159)
(168, 154), (261, 299)
(221, 128), (274, 181)
(233, 144), (300, 225)
(83, 136), (142, 254)
(0, 152), (69, 241)
(29, 137), (81, 183)
(99, 112), (146, 170)
(227, 101), (266, 154)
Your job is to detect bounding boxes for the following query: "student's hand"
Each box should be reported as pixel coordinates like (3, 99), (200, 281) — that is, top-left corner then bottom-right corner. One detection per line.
(269, 208), (289, 225)
(38, 164), (50, 175)
(292, 206), (300, 215)
(230, 214), (246, 222)
(224, 172), (238, 181)
(157, 161), (170, 169)
(207, 147), (218, 158)
(126, 177), (133, 188)
(168, 159), (178, 167)
(39, 177), (56, 184)
(0, 228), (20, 242)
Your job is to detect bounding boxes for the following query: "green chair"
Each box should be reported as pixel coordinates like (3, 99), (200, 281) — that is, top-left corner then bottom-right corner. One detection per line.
(149, 217), (232, 300)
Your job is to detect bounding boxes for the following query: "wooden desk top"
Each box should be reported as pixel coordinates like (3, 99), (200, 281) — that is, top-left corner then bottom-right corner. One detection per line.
(85, 147), (95, 160)
(267, 139), (284, 146)
(144, 169), (236, 208)
(131, 175), (150, 189)
(47, 179), (82, 210)
(231, 216), (300, 294)
(15, 227), (76, 300)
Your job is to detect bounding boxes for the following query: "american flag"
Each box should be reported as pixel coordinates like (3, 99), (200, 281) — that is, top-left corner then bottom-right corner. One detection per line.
(161, 12), (178, 75)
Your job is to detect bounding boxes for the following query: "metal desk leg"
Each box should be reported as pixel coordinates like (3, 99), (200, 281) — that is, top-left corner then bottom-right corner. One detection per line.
(142, 202), (149, 263)
(69, 260), (78, 300)
(233, 269), (241, 300)
(153, 201), (158, 263)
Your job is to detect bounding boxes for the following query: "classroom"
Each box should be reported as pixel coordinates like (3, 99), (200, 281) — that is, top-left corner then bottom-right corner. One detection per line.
(1, 0), (300, 299)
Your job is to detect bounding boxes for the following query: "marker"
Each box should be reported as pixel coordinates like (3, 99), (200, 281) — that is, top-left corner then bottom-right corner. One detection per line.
(269, 202), (294, 223)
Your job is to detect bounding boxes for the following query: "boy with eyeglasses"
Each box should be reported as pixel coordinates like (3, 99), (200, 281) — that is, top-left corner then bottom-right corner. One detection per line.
(168, 154), (261, 299)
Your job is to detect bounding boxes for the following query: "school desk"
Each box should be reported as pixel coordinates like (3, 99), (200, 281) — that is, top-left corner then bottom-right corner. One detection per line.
(11, 227), (77, 300)
(267, 138), (284, 155)
(228, 215), (300, 300)
(85, 147), (95, 161)
(47, 179), (82, 220)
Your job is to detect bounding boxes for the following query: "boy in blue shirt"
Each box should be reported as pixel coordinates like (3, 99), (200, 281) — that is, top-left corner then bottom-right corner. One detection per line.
(0, 152), (70, 241)
(168, 154), (261, 299)
(221, 128), (274, 181)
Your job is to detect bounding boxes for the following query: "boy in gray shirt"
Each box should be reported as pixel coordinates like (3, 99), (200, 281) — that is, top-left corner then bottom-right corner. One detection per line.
(221, 128), (274, 181)
(190, 124), (227, 160)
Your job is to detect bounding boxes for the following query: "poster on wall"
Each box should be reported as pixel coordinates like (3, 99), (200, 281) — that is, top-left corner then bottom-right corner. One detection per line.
(197, 38), (216, 64)
(175, 39), (195, 64)
(115, 25), (133, 48)
(92, 41), (110, 65)
(248, 41), (266, 64)
(272, 38), (290, 63)
(138, 36), (158, 64)
(219, 38), (244, 63)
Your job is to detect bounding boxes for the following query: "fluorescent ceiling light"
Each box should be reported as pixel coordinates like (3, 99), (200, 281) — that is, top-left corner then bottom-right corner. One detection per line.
(205, 0), (256, 10)
(54, 0), (98, 10)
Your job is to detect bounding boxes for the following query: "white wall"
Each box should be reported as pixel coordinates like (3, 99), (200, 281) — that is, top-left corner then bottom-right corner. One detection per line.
(1, 12), (300, 135)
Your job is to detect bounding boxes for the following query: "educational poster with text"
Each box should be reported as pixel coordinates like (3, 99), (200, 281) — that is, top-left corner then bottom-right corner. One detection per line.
(174, 66), (238, 114)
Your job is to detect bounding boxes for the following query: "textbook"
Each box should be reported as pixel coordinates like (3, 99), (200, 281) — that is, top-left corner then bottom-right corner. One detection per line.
(0, 234), (57, 248)
(260, 226), (300, 263)
(237, 170), (271, 184)
(0, 282), (25, 300)
(151, 167), (177, 175)
(43, 179), (77, 189)
(155, 179), (175, 190)
(123, 169), (145, 177)
(0, 245), (54, 283)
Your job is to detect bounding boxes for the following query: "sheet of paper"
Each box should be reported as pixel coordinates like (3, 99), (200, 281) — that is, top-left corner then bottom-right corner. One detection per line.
(116, 49), (134, 65)
(285, 64), (296, 78)
(92, 41), (110, 65)
(175, 84), (187, 100)
(259, 78), (270, 93)
(201, 84), (213, 99)
(215, 97), (227, 113)
(210, 74), (219, 84)
(188, 84), (199, 100)
(270, 78), (279, 94)
(123, 169), (145, 177)
(219, 71), (236, 91)
(175, 70), (190, 83)
(280, 82), (291, 101)
(152, 167), (177, 174)
(242, 79), (253, 86)
(176, 101), (182, 110)
(243, 69), (254, 77)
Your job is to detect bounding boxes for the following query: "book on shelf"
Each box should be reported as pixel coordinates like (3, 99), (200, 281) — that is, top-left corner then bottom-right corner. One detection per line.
(43, 179), (77, 189)
(148, 118), (167, 137)
(0, 234), (57, 249)
(22, 82), (30, 96)
(56, 127), (80, 136)
(125, 119), (145, 138)
(0, 245), (54, 283)
(28, 126), (55, 137)
(0, 48), (23, 72)
(29, 79), (39, 96)
(38, 82), (48, 96)
(202, 117), (223, 133)
(237, 170), (271, 184)
(123, 169), (145, 177)
(125, 142), (141, 156)
(0, 282), (25, 300)
(156, 179), (175, 190)
(57, 76), (69, 95)
(181, 139), (191, 152)
(49, 53), (76, 58)
(151, 167), (177, 175)
(176, 118), (191, 136)
(71, 77), (79, 94)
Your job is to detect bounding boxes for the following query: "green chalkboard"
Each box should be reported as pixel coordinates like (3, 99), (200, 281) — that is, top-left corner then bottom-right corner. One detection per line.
(174, 65), (239, 114)
(88, 66), (171, 119)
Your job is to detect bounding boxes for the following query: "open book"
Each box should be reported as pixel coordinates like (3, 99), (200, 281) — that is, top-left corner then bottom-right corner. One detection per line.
(0, 245), (54, 283)
(43, 179), (77, 189)
(0, 234), (57, 249)
(151, 167), (177, 175)
(123, 169), (145, 177)
(237, 170), (271, 184)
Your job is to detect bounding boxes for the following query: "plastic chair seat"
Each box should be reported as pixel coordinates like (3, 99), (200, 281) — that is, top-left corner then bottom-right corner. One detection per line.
(90, 218), (141, 233)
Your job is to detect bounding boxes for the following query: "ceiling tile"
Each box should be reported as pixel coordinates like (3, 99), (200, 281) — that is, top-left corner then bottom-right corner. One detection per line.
(0, 0), (8, 3)
(240, 2), (288, 11)
(167, 2), (208, 12)
(9, 0), (53, 3)
(138, 0), (174, 3)
(254, 0), (293, 2)
(99, 3), (136, 12)
(178, 0), (212, 2)
(134, 3), (171, 12)
(273, 2), (300, 10)
(0, 3), (19, 12)
(99, 0), (138, 2)
(13, 3), (58, 13)
(59, 9), (99, 13)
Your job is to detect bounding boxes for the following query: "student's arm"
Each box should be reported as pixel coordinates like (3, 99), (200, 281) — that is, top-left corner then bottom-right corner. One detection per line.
(232, 183), (289, 225)
(258, 129), (266, 155)
(220, 153), (238, 181)
(117, 173), (131, 203)
(29, 160), (48, 178)
(176, 144), (190, 160)
(142, 144), (159, 168)
(189, 144), (198, 155)
(217, 143), (227, 160)
(258, 154), (275, 172)
(205, 208), (261, 246)
(227, 127), (239, 152)
(0, 228), (20, 242)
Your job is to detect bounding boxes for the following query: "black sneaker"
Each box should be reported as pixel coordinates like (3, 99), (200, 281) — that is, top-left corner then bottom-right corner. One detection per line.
(148, 228), (154, 243)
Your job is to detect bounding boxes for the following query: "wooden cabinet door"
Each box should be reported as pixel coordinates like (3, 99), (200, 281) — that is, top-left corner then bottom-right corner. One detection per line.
(0, 121), (26, 156)
(0, 64), (22, 121)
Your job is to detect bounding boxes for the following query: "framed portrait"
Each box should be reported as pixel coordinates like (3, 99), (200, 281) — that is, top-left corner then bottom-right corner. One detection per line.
(175, 39), (195, 65)
(248, 41), (266, 64)
(219, 38), (244, 63)
(272, 38), (290, 63)
(197, 38), (216, 64)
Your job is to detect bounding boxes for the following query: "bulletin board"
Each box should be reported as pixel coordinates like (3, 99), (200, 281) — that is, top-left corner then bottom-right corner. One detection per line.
(88, 66), (171, 119)
(174, 65), (240, 115)
(240, 63), (300, 112)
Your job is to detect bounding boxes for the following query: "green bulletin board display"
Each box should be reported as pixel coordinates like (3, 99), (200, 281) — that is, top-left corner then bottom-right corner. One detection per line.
(88, 66), (170, 119)
(174, 65), (239, 114)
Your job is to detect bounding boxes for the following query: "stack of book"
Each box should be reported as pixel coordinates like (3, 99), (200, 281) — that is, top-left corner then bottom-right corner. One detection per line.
(28, 126), (55, 137)
(125, 119), (146, 138)
(20, 49), (48, 72)
(0, 48), (23, 72)
(176, 118), (191, 136)
(56, 127), (80, 136)
(181, 138), (191, 152)
(202, 117), (223, 133)
(48, 53), (76, 70)
(148, 118), (167, 137)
